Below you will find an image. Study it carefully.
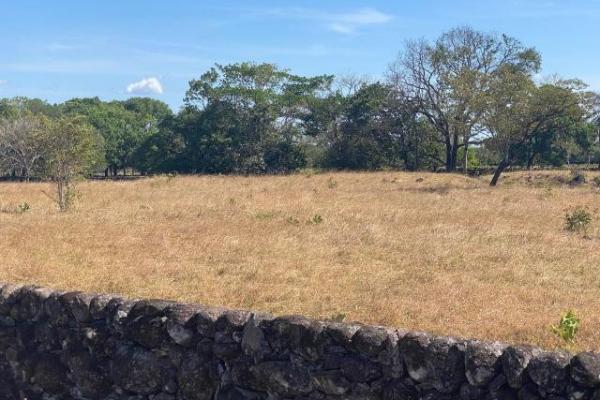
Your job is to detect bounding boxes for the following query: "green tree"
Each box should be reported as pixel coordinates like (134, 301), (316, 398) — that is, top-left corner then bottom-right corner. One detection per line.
(40, 116), (104, 211)
(389, 26), (541, 172)
(182, 62), (332, 173)
(484, 74), (594, 185)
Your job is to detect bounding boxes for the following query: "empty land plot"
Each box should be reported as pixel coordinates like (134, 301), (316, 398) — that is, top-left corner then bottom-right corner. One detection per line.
(1, 170), (600, 350)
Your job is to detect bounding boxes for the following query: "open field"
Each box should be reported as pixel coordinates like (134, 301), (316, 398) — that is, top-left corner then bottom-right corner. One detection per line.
(1, 170), (600, 350)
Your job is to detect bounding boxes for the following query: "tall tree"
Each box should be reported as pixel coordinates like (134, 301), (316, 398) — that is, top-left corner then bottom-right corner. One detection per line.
(0, 115), (46, 180)
(484, 73), (595, 185)
(182, 62), (332, 173)
(40, 116), (104, 210)
(389, 26), (540, 172)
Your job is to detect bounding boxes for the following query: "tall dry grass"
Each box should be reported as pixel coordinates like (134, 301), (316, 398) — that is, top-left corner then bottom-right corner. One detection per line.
(1, 170), (600, 350)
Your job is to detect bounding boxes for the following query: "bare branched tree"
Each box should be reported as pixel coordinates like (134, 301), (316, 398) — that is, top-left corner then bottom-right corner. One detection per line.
(388, 26), (541, 172)
(0, 116), (45, 181)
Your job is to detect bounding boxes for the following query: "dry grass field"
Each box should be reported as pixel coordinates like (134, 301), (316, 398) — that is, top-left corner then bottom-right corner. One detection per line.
(1, 170), (600, 350)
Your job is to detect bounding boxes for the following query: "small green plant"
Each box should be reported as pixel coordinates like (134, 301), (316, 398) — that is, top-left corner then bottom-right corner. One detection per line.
(286, 216), (300, 225)
(564, 206), (592, 235)
(327, 177), (338, 189)
(592, 176), (600, 188)
(307, 214), (323, 225)
(254, 211), (276, 220)
(1, 202), (31, 214)
(552, 310), (580, 343)
(17, 202), (30, 213)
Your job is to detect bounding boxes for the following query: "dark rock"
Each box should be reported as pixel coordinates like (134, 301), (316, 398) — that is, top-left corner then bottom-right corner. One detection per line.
(111, 345), (167, 395)
(89, 294), (115, 320)
(176, 352), (217, 400)
(60, 291), (95, 322)
(383, 379), (419, 400)
(250, 361), (313, 396)
(426, 336), (466, 393)
(125, 299), (172, 348)
(341, 356), (382, 382)
(164, 303), (201, 347)
(242, 314), (271, 359)
(512, 391), (537, 400)
(216, 386), (266, 400)
(32, 354), (68, 395)
(0, 284), (23, 315)
(311, 370), (352, 395)
(352, 326), (391, 357)
(65, 351), (112, 398)
(465, 340), (506, 387)
(528, 351), (571, 395)
(11, 286), (52, 322)
(571, 352), (600, 388)
(502, 346), (541, 389)
(566, 383), (590, 400)
(266, 315), (326, 361)
(461, 383), (485, 400)
(399, 331), (431, 382)
(323, 321), (361, 348)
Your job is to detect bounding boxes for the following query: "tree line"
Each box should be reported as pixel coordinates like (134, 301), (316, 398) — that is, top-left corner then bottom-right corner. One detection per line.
(1, 26), (599, 189)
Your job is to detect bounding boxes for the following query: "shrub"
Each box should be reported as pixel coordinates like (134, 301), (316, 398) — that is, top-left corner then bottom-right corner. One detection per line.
(592, 176), (600, 188)
(569, 169), (586, 186)
(564, 206), (592, 235)
(17, 202), (30, 213)
(1, 202), (31, 214)
(307, 214), (323, 225)
(552, 310), (580, 343)
(327, 177), (338, 189)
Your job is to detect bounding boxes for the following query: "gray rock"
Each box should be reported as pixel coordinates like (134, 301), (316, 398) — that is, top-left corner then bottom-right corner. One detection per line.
(527, 351), (571, 395)
(502, 346), (541, 389)
(311, 370), (352, 395)
(426, 336), (466, 393)
(464, 340), (506, 387)
(111, 345), (167, 395)
(176, 352), (217, 400)
(399, 331), (431, 382)
(571, 352), (600, 388)
(250, 361), (313, 396)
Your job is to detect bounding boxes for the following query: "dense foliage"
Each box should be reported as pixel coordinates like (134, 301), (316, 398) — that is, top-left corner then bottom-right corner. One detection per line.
(0, 27), (598, 184)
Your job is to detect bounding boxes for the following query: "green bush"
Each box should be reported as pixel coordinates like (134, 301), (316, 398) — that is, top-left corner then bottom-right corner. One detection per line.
(564, 206), (592, 234)
(552, 310), (580, 343)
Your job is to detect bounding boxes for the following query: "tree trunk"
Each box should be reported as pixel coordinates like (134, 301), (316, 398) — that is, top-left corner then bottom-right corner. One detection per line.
(445, 135), (458, 172)
(463, 143), (469, 175)
(490, 159), (510, 186)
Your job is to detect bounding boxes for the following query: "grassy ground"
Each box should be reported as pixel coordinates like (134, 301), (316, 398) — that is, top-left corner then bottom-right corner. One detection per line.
(1, 170), (600, 350)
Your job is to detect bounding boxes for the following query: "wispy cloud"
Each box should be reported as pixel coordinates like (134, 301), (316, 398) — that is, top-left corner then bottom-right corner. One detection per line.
(0, 80), (7, 85)
(263, 7), (392, 34)
(327, 8), (392, 34)
(126, 77), (163, 95)
(47, 42), (84, 52)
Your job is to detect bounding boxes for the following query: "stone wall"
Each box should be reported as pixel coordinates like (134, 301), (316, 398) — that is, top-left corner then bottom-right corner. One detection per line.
(1, 284), (600, 400)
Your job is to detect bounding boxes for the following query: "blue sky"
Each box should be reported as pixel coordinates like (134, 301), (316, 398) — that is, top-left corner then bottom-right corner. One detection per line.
(1, 0), (599, 111)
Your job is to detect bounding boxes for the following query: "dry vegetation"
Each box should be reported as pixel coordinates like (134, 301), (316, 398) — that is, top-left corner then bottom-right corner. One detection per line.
(1, 170), (600, 350)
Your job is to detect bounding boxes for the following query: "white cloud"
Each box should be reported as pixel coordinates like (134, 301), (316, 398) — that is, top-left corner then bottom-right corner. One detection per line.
(0, 80), (7, 85)
(264, 7), (392, 35)
(126, 77), (163, 95)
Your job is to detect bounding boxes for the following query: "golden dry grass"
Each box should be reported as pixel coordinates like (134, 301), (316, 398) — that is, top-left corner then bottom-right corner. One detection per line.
(1, 170), (600, 350)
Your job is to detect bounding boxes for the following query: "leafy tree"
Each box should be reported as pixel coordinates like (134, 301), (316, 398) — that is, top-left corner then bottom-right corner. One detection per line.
(62, 98), (151, 175)
(40, 116), (104, 210)
(181, 62), (332, 173)
(389, 26), (540, 172)
(484, 73), (595, 185)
